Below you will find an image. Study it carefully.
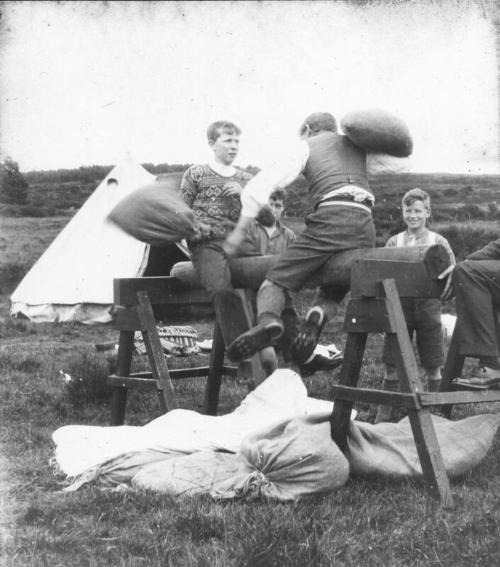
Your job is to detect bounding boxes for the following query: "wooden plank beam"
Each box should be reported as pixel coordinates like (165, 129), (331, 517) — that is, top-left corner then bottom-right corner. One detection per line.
(204, 320), (226, 416)
(383, 278), (453, 507)
(108, 376), (158, 390)
(439, 327), (466, 418)
(108, 365), (238, 390)
(350, 260), (443, 298)
(331, 385), (419, 408)
(114, 276), (211, 306)
(330, 332), (367, 451)
(136, 291), (178, 411)
(343, 298), (392, 332)
(408, 409), (454, 507)
(110, 329), (134, 425)
(109, 364), (237, 382)
(419, 390), (500, 406)
(170, 244), (450, 292)
(236, 289), (267, 385)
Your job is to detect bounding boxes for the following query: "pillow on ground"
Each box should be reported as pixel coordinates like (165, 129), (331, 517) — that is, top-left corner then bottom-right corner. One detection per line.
(341, 108), (413, 157)
(108, 179), (195, 246)
(132, 415), (349, 501)
(347, 413), (500, 479)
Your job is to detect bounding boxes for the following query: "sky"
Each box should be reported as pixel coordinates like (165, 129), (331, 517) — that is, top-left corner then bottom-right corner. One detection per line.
(0, 0), (498, 174)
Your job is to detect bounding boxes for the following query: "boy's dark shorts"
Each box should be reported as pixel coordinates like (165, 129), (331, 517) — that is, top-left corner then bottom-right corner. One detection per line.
(265, 204), (376, 298)
(382, 298), (445, 368)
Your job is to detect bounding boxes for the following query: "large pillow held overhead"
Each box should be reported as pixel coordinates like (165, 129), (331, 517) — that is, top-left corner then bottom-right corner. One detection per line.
(341, 108), (413, 157)
(108, 178), (195, 246)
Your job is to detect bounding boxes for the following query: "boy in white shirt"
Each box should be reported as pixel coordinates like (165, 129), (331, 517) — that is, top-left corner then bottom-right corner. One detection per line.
(376, 187), (455, 422)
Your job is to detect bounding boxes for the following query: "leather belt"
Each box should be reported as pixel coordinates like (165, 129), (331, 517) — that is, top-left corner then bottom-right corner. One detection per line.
(319, 195), (373, 208)
(317, 196), (373, 213)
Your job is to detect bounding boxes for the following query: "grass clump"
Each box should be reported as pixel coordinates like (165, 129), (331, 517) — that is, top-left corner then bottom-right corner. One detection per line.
(0, 315), (38, 337)
(62, 349), (113, 404)
(0, 261), (29, 293)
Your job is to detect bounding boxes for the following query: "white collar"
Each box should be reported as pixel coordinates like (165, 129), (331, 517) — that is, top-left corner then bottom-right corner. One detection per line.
(209, 160), (236, 177)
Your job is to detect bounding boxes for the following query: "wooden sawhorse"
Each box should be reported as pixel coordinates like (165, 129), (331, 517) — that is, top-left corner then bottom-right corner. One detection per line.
(107, 276), (266, 425)
(329, 259), (500, 508)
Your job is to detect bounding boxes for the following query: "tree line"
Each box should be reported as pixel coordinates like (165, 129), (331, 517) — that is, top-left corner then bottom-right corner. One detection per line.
(0, 157), (261, 205)
(24, 163), (192, 185)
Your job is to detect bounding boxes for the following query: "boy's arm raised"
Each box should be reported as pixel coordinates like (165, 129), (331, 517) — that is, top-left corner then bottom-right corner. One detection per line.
(224, 141), (309, 256)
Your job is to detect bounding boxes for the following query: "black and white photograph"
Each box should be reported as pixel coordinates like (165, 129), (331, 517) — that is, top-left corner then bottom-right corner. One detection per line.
(1, 1), (499, 565)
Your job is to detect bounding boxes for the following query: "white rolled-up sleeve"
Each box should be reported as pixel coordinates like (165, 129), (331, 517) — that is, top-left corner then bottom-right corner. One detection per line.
(240, 140), (310, 218)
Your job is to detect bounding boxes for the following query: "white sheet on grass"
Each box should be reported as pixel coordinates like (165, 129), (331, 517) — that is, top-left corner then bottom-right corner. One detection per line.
(52, 369), (342, 479)
(52, 369), (500, 499)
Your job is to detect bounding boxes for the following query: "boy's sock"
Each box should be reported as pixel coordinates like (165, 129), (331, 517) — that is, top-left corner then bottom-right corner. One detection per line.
(424, 366), (442, 393)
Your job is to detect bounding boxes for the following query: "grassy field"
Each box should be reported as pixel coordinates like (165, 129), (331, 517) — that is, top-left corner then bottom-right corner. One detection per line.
(0, 216), (72, 295)
(1, 173), (500, 565)
(1, 284), (500, 566)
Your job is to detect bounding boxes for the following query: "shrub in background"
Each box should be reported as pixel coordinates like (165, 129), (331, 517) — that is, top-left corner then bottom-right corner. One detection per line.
(439, 224), (500, 260)
(0, 262), (29, 293)
(455, 203), (487, 221)
(0, 315), (36, 338)
(0, 158), (29, 204)
(487, 202), (500, 219)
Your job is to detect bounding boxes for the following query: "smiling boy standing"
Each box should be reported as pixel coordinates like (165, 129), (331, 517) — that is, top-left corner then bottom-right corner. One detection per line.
(179, 121), (254, 351)
(375, 188), (456, 422)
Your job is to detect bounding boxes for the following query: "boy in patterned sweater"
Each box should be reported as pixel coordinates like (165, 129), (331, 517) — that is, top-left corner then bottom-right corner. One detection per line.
(375, 188), (456, 422)
(179, 121), (255, 352)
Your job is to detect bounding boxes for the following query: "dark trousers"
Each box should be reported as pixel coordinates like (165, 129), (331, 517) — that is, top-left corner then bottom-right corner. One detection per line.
(189, 240), (250, 346)
(453, 259), (500, 358)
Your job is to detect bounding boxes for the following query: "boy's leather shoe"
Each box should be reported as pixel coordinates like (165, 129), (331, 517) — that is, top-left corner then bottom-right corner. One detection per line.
(226, 320), (284, 362)
(291, 307), (326, 364)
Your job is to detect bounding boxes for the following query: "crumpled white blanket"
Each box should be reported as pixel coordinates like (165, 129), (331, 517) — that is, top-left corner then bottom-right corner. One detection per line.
(52, 369), (342, 479)
(52, 369), (500, 499)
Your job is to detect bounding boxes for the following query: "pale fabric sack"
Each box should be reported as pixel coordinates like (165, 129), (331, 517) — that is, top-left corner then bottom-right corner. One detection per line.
(52, 370), (342, 480)
(347, 414), (500, 478)
(341, 108), (413, 157)
(107, 180), (195, 245)
(132, 415), (349, 501)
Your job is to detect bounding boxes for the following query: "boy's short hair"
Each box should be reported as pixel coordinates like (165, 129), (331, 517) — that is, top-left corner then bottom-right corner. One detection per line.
(207, 121), (241, 142)
(402, 187), (431, 210)
(298, 112), (337, 136)
(270, 188), (286, 203)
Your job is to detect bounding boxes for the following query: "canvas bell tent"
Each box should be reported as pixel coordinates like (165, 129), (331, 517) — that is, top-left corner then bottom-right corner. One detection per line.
(10, 156), (188, 324)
